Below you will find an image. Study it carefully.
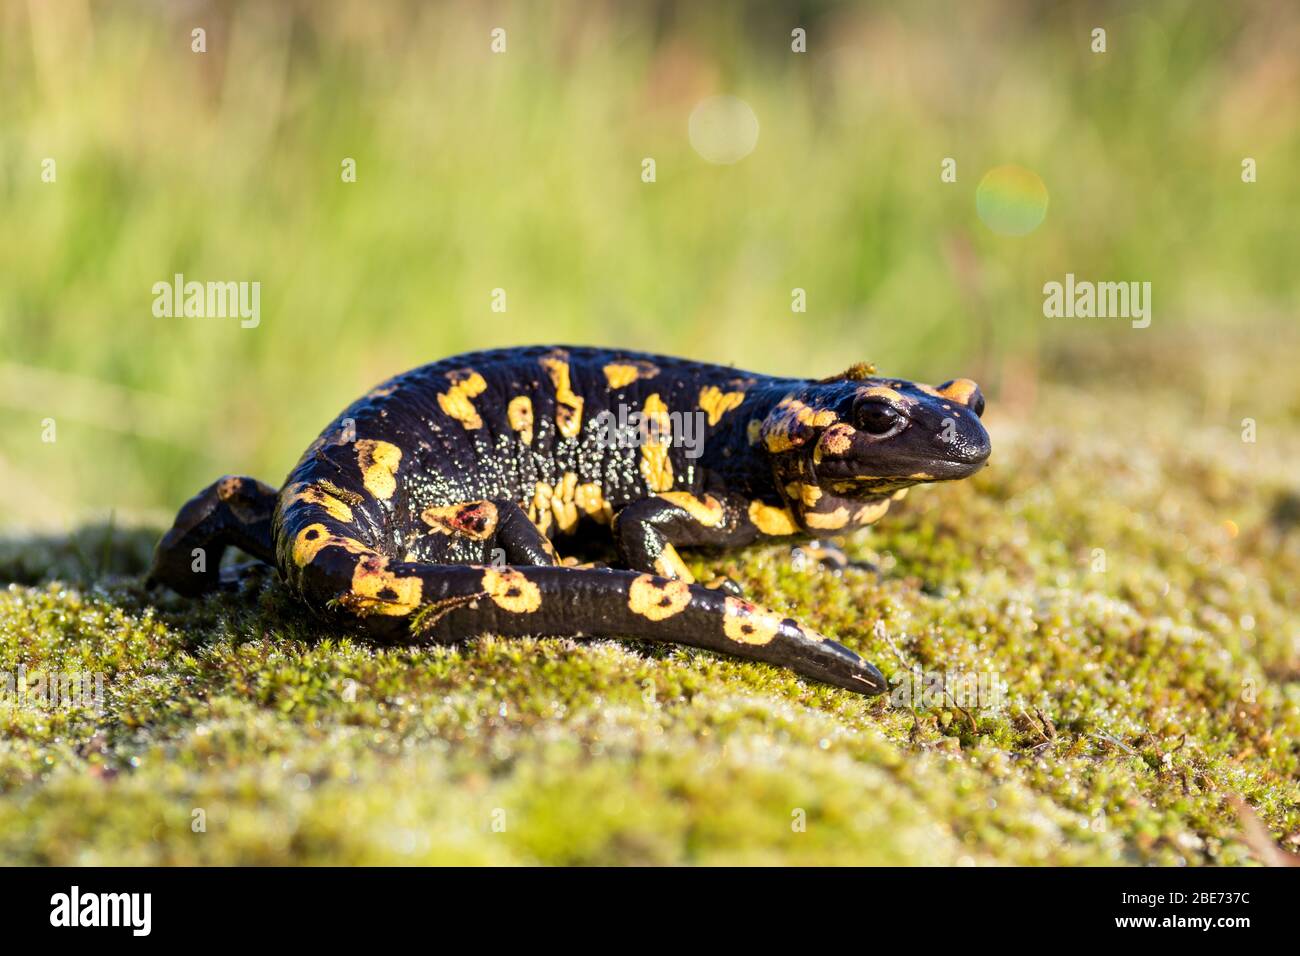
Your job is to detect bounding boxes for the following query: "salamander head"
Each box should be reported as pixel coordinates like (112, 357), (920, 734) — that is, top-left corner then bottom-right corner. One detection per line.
(759, 369), (991, 503)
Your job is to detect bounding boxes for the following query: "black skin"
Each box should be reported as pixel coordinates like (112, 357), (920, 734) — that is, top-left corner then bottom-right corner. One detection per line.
(148, 346), (991, 696)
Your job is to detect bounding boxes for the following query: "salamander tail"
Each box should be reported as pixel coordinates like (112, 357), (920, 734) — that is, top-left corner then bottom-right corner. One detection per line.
(308, 558), (887, 696)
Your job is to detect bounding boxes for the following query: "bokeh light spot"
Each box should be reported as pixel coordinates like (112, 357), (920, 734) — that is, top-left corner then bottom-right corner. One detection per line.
(976, 165), (1049, 236)
(688, 95), (759, 164)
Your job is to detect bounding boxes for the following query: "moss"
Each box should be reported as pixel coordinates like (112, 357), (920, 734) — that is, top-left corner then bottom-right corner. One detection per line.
(1, 372), (1298, 865)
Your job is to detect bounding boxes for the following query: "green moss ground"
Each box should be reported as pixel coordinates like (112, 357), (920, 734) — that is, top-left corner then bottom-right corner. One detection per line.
(2, 344), (1299, 865)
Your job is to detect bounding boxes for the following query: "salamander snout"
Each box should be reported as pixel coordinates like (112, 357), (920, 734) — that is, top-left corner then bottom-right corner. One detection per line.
(913, 379), (991, 479)
(794, 636), (889, 696)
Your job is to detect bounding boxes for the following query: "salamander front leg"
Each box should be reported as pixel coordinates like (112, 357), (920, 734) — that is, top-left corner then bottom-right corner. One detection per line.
(612, 493), (756, 595)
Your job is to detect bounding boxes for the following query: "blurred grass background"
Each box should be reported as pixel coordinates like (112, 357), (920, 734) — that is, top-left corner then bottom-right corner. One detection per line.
(1, 0), (1298, 526)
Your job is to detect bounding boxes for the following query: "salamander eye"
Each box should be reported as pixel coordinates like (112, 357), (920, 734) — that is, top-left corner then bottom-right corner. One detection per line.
(853, 400), (903, 436)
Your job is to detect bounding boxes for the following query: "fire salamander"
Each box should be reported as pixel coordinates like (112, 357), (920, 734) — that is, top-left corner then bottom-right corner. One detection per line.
(149, 346), (990, 696)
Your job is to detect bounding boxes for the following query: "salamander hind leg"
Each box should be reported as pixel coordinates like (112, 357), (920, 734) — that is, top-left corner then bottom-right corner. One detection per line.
(148, 476), (278, 595)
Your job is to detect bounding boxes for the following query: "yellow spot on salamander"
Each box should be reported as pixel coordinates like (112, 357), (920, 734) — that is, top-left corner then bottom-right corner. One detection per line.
(658, 491), (725, 528)
(784, 482), (822, 507)
(722, 597), (784, 646)
(697, 385), (746, 426)
(507, 395), (534, 445)
(805, 506), (850, 530)
(763, 428), (797, 454)
(292, 523), (371, 567)
(437, 370), (489, 430)
(284, 482), (354, 523)
(802, 404), (838, 428)
(853, 499), (892, 525)
(858, 385), (904, 403)
(638, 392), (674, 492)
(813, 422), (856, 463)
(355, 439), (402, 500)
(761, 397), (837, 453)
(481, 567), (542, 614)
(747, 419), (763, 446)
(216, 476), (244, 501)
(349, 553), (423, 616)
(937, 378), (979, 406)
(628, 574), (692, 621)
(293, 524), (330, 566)
(540, 351), (585, 439)
(603, 360), (659, 390)
(748, 500), (799, 536)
